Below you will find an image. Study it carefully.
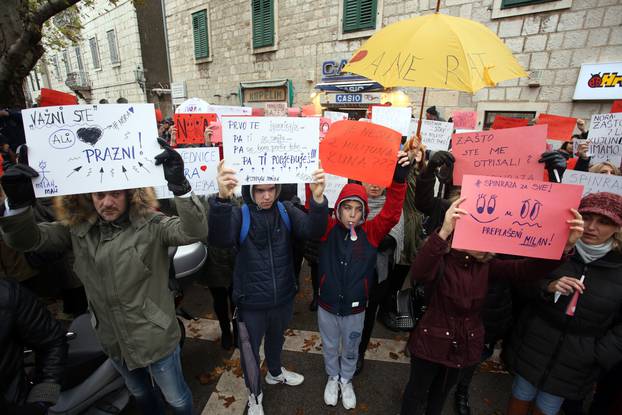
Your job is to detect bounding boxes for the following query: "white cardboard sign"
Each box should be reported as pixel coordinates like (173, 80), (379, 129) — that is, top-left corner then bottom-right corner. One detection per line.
(155, 147), (220, 198)
(222, 116), (320, 184)
(265, 102), (288, 116)
(296, 173), (348, 208)
(22, 104), (165, 197)
(587, 113), (622, 166)
(207, 104), (252, 118)
(371, 106), (412, 136)
(324, 111), (349, 123)
(562, 169), (622, 196)
(409, 119), (455, 151)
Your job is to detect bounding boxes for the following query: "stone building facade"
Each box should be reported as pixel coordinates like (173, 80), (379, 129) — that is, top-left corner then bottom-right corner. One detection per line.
(164, 0), (622, 128)
(41, 0), (171, 112)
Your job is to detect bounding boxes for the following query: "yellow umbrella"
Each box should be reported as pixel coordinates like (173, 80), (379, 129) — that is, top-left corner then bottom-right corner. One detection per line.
(343, 13), (527, 94)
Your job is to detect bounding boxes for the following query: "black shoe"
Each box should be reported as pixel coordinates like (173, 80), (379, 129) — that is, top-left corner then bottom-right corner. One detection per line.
(221, 329), (234, 350)
(454, 389), (471, 415)
(309, 297), (318, 312)
(354, 355), (364, 376)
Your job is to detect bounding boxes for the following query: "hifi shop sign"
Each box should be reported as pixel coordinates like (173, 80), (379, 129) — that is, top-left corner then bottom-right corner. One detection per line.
(574, 62), (622, 100)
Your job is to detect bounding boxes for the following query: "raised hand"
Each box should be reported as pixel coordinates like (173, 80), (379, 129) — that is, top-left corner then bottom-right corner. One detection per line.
(438, 197), (467, 240)
(216, 159), (238, 199)
(564, 208), (584, 252)
(154, 138), (191, 196)
(309, 167), (326, 203)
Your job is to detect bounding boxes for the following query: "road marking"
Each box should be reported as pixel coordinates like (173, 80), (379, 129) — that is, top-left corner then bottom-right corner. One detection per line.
(183, 317), (409, 414)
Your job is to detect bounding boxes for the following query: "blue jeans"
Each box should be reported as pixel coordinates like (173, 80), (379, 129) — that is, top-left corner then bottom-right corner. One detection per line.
(111, 345), (192, 415)
(512, 374), (564, 415)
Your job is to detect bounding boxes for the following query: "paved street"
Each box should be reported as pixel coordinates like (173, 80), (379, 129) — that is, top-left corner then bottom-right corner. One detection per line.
(160, 265), (513, 415)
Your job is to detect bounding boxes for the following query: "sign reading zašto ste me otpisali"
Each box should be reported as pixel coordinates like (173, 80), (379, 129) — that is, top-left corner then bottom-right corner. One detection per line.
(574, 62), (622, 100)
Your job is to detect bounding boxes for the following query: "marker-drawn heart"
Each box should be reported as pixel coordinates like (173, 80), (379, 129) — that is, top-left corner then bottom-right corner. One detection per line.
(76, 127), (103, 146)
(350, 50), (368, 63)
(200, 165), (207, 171)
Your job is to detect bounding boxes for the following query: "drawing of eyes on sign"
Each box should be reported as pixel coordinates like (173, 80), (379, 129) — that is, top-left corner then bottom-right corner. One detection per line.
(155, 147), (220, 198)
(453, 175), (583, 259)
(451, 124), (547, 186)
(21, 104), (165, 197)
(222, 116), (320, 185)
(587, 112), (622, 167)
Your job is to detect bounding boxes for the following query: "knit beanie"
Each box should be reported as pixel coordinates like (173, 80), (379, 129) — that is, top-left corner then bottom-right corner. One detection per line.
(578, 192), (622, 226)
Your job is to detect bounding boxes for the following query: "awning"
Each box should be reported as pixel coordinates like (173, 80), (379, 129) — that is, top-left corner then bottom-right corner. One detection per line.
(240, 79), (289, 89)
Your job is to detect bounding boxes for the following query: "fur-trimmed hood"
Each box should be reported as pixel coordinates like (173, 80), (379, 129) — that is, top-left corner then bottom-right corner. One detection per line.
(53, 188), (159, 227)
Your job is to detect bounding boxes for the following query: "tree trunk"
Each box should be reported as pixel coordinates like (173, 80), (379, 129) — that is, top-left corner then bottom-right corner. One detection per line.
(0, 0), (81, 108)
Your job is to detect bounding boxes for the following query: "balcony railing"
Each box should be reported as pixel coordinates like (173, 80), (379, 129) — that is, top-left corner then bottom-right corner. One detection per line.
(65, 71), (92, 91)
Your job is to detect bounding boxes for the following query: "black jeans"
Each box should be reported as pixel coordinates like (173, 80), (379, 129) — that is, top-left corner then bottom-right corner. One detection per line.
(400, 356), (465, 415)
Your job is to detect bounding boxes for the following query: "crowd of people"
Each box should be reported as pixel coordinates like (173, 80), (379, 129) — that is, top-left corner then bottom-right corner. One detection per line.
(0, 103), (621, 415)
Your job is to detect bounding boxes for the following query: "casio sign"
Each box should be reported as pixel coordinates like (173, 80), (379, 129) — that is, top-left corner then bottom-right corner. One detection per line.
(335, 94), (362, 103)
(322, 59), (349, 77)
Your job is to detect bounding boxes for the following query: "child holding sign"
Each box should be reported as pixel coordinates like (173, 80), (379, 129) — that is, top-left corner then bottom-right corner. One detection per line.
(316, 151), (411, 410)
(400, 198), (584, 415)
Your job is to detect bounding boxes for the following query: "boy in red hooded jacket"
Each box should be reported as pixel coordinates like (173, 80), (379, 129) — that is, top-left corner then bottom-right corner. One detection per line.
(316, 150), (411, 410)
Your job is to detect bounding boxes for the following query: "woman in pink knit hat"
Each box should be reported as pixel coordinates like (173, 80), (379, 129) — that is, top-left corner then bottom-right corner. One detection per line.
(504, 192), (622, 415)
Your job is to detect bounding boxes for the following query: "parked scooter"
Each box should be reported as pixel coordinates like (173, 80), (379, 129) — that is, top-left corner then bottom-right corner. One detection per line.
(43, 242), (207, 414)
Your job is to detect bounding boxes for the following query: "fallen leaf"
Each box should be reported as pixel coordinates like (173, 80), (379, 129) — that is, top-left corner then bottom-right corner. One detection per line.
(222, 395), (236, 408)
(389, 352), (399, 360)
(367, 341), (381, 351)
(285, 328), (296, 337)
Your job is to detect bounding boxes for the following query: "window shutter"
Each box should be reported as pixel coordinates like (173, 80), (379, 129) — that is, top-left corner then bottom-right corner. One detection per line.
(192, 10), (209, 59)
(343, 0), (377, 33)
(501, 0), (554, 8)
(252, 0), (274, 49)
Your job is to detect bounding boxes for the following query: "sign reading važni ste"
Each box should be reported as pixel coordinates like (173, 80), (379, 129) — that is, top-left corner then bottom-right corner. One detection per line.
(408, 119), (454, 151)
(453, 175), (583, 260)
(562, 169), (622, 197)
(587, 112), (622, 167)
(452, 124), (547, 185)
(155, 147), (220, 198)
(222, 116), (320, 184)
(22, 104), (165, 197)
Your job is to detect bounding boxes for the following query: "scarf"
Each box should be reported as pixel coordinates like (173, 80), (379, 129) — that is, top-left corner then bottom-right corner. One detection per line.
(575, 238), (613, 263)
(367, 193), (404, 282)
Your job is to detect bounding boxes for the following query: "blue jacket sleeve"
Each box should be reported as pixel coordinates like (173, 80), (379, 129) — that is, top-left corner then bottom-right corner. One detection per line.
(207, 196), (241, 248)
(285, 196), (329, 240)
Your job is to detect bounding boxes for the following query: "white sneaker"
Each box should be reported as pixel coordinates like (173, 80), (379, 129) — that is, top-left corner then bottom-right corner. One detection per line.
(265, 367), (304, 386)
(324, 376), (339, 406)
(247, 392), (264, 415)
(340, 379), (357, 410)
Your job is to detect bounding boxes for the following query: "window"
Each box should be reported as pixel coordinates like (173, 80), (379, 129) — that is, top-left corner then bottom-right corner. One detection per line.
(50, 55), (61, 81)
(62, 49), (72, 75)
(89, 36), (101, 69)
(106, 29), (120, 65)
(483, 110), (536, 130)
(342, 0), (377, 33)
(251, 0), (274, 49)
(75, 46), (84, 71)
(33, 71), (41, 90)
(29, 74), (36, 91)
(191, 10), (209, 59)
(501, 0), (555, 8)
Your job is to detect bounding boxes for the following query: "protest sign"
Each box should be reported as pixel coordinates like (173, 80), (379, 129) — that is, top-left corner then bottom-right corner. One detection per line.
(297, 173), (348, 208)
(174, 113), (217, 144)
(302, 104), (318, 116)
(491, 115), (529, 130)
(22, 104), (165, 197)
(453, 175), (583, 259)
(324, 111), (349, 123)
(222, 116), (320, 184)
(319, 117), (331, 139)
(206, 104), (252, 119)
(562, 169), (622, 196)
(209, 120), (223, 144)
(155, 147), (220, 198)
(176, 98), (210, 113)
(612, 100), (622, 113)
(536, 113), (577, 141)
(265, 102), (287, 116)
(320, 120), (401, 187)
(451, 111), (477, 130)
(409, 119), (454, 151)
(371, 106), (412, 136)
(587, 113), (622, 166)
(452, 124), (546, 185)
(39, 88), (78, 107)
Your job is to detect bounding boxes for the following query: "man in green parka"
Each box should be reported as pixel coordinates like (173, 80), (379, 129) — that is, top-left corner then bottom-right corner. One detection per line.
(0, 141), (206, 415)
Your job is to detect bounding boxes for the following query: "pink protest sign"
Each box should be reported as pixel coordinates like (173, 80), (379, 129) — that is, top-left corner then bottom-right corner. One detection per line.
(452, 111), (477, 130)
(452, 124), (547, 185)
(453, 175), (583, 259)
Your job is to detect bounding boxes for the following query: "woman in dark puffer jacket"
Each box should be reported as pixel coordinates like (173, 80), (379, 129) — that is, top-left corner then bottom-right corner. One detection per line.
(503, 192), (622, 415)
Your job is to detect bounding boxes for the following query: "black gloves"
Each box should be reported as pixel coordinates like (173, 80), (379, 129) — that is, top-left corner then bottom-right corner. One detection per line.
(393, 162), (411, 183)
(423, 151), (454, 184)
(1, 161), (38, 210)
(539, 151), (569, 182)
(154, 138), (191, 196)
